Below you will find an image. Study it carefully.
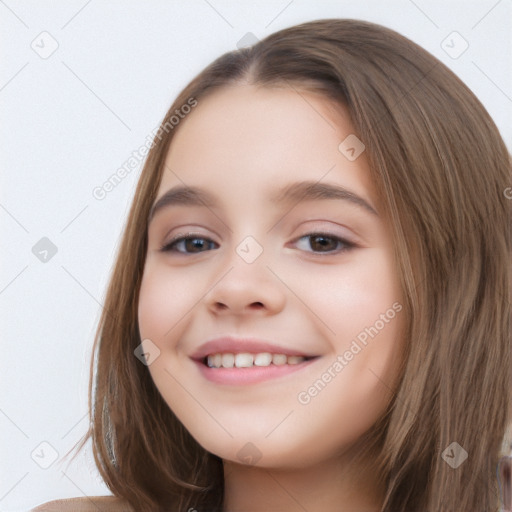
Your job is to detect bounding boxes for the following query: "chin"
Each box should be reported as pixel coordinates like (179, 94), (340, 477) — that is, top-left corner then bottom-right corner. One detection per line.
(194, 431), (348, 471)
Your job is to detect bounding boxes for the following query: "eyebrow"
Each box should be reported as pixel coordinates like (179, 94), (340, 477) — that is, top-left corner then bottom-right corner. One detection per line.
(148, 181), (378, 222)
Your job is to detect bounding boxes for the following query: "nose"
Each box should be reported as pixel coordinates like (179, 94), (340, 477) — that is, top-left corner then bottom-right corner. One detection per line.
(204, 245), (286, 317)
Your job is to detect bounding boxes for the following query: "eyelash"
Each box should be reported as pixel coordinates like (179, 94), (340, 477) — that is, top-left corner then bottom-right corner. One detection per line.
(159, 232), (356, 255)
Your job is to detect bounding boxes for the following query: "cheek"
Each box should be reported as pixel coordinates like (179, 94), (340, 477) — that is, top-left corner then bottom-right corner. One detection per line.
(293, 248), (402, 343)
(337, 251), (404, 382)
(137, 261), (201, 341)
(290, 249), (405, 433)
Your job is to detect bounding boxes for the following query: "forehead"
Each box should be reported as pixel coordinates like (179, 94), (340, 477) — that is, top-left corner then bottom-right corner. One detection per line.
(158, 84), (378, 208)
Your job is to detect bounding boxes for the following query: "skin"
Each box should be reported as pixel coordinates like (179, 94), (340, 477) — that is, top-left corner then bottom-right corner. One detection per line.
(138, 84), (406, 511)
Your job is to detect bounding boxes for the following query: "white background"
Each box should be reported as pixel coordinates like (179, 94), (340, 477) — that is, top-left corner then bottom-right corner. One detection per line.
(1, 1), (511, 510)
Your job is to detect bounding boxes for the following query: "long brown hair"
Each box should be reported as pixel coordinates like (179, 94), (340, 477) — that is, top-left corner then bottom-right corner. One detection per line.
(67, 18), (511, 511)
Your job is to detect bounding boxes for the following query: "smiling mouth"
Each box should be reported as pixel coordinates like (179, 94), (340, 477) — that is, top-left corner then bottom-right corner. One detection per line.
(203, 352), (318, 368)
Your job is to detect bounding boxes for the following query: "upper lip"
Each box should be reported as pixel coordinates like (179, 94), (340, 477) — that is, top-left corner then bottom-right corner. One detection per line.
(190, 336), (318, 361)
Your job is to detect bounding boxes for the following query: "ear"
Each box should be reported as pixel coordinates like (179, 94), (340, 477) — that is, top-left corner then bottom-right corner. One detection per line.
(498, 456), (512, 511)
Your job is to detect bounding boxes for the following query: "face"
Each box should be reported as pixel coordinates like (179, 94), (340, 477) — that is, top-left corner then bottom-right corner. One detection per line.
(138, 84), (405, 469)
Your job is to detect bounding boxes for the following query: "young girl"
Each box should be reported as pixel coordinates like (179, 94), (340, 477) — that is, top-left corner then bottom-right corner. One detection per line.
(33, 18), (511, 512)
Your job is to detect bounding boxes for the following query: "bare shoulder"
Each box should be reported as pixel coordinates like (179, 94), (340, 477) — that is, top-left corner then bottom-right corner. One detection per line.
(30, 495), (134, 512)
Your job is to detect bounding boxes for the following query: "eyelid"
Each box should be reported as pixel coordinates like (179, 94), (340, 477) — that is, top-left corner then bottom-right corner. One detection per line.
(159, 223), (220, 245)
(289, 219), (359, 244)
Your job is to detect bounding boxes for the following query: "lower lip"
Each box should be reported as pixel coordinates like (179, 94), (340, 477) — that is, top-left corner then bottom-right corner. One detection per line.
(193, 358), (318, 385)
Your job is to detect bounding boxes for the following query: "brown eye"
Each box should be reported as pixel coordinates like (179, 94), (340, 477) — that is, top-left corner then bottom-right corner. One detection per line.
(294, 233), (355, 254)
(161, 236), (218, 254)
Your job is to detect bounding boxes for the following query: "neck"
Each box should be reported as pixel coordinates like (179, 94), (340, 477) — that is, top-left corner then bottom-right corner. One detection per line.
(222, 442), (385, 512)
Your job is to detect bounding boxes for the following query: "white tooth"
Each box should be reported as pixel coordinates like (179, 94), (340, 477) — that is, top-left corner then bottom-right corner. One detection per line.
(212, 353), (222, 368)
(207, 355), (215, 367)
(272, 354), (287, 366)
(254, 353), (272, 366)
(221, 353), (235, 368)
(235, 353), (254, 368)
(287, 355), (305, 365)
